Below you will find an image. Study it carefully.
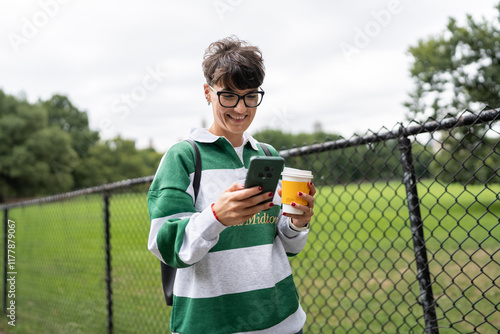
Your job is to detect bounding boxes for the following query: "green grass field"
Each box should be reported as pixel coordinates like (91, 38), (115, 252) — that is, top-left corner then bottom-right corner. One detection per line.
(2, 181), (499, 333)
(292, 181), (500, 333)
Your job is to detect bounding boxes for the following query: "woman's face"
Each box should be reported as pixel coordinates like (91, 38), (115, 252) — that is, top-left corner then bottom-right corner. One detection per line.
(205, 83), (259, 144)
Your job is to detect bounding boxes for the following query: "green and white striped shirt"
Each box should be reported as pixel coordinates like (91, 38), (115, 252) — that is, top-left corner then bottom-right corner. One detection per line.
(148, 128), (308, 334)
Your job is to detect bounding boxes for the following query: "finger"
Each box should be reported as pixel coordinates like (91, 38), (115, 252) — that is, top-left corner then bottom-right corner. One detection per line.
(231, 185), (265, 200)
(285, 204), (314, 225)
(297, 191), (315, 209)
(290, 201), (310, 215)
(241, 201), (275, 219)
(248, 191), (274, 207)
(308, 181), (317, 196)
(255, 201), (276, 213)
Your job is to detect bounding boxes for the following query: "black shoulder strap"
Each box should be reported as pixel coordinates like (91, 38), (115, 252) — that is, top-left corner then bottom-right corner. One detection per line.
(185, 139), (201, 202)
(259, 143), (272, 157)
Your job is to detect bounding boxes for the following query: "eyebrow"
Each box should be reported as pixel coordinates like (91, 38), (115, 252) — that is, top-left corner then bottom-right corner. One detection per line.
(220, 88), (259, 94)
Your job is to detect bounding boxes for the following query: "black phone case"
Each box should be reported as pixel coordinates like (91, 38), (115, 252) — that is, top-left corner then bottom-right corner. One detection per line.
(244, 156), (285, 202)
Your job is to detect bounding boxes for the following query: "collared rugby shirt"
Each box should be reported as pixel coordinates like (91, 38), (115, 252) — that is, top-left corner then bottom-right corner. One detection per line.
(148, 128), (308, 334)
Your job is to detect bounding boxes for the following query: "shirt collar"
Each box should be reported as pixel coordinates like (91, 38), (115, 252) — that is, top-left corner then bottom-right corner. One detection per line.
(189, 128), (259, 151)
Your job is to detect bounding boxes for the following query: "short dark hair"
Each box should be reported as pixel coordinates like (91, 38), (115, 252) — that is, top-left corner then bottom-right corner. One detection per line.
(202, 36), (265, 91)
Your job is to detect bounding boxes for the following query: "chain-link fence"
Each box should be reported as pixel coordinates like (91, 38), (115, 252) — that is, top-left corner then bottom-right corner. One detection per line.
(1, 107), (499, 334)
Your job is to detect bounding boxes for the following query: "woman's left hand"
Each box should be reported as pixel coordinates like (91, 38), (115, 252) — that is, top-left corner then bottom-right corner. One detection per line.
(277, 181), (316, 229)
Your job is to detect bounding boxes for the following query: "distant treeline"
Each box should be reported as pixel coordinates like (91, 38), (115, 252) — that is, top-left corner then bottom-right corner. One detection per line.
(1, 90), (498, 202)
(253, 128), (500, 186)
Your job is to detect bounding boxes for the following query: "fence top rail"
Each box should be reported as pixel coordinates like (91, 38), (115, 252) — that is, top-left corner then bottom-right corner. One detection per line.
(2, 107), (498, 210)
(0, 175), (154, 210)
(279, 107), (500, 158)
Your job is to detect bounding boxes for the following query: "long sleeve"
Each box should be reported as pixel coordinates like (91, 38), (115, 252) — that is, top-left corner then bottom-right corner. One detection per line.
(147, 141), (226, 268)
(276, 214), (309, 256)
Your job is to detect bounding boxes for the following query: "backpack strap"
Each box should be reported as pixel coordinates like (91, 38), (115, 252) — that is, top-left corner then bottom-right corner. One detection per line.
(186, 139), (201, 201)
(259, 143), (272, 157)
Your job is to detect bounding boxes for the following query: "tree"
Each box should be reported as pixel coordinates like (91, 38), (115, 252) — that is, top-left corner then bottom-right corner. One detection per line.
(0, 91), (164, 201)
(406, 3), (500, 120)
(40, 95), (100, 188)
(253, 128), (342, 150)
(0, 90), (78, 200)
(405, 3), (500, 184)
(78, 136), (163, 187)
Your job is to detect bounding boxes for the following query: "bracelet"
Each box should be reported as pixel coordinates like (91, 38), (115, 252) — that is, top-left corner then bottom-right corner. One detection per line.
(211, 203), (220, 221)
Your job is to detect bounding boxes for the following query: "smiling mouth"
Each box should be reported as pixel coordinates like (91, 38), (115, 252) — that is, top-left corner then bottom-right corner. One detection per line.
(228, 114), (247, 120)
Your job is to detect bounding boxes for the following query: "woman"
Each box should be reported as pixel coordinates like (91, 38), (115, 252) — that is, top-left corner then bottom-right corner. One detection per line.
(148, 36), (316, 334)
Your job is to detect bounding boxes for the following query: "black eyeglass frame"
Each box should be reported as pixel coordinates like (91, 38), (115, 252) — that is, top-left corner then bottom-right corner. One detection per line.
(209, 85), (265, 108)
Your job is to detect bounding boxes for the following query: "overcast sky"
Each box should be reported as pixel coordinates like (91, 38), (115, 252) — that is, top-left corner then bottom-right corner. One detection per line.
(1, 0), (498, 151)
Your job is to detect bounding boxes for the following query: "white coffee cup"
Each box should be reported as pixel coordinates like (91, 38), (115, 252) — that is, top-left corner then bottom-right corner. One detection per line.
(281, 167), (313, 215)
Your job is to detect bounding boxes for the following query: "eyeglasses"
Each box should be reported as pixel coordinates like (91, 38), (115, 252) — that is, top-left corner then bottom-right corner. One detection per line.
(209, 85), (265, 108)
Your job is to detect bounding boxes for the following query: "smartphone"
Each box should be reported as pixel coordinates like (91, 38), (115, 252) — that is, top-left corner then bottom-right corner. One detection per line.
(244, 156), (285, 203)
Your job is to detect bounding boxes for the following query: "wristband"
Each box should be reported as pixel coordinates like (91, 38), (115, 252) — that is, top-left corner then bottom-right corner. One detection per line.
(211, 203), (220, 221)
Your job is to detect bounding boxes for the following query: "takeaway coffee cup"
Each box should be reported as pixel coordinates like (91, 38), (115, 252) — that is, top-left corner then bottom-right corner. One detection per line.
(281, 167), (313, 215)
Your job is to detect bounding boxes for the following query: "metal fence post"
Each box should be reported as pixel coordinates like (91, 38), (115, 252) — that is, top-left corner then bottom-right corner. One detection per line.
(104, 192), (113, 334)
(398, 134), (439, 334)
(3, 209), (7, 314)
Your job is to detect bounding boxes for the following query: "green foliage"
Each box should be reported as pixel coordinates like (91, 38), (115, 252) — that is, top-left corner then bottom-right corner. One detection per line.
(253, 128), (341, 150)
(428, 132), (500, 184)
(253, 129), (434, 185)
(79, 136), (163, 188)
(41, 94), (100, 157)
(0, 91), (78, 200)
(406, 3), (500, 120)
(0, 90), (163, 201)
(40, 95), (100, 189)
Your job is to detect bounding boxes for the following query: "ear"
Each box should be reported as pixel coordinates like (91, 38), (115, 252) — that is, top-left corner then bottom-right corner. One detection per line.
(203, 83), (212, 105)
(203, 83), (210, 98)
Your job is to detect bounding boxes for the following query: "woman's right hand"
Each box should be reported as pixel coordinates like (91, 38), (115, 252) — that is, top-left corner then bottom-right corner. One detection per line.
(212, 183), (275, 226)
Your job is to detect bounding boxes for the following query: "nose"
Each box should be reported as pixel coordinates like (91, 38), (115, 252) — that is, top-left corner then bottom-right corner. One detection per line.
(233, 98), (247, 113)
